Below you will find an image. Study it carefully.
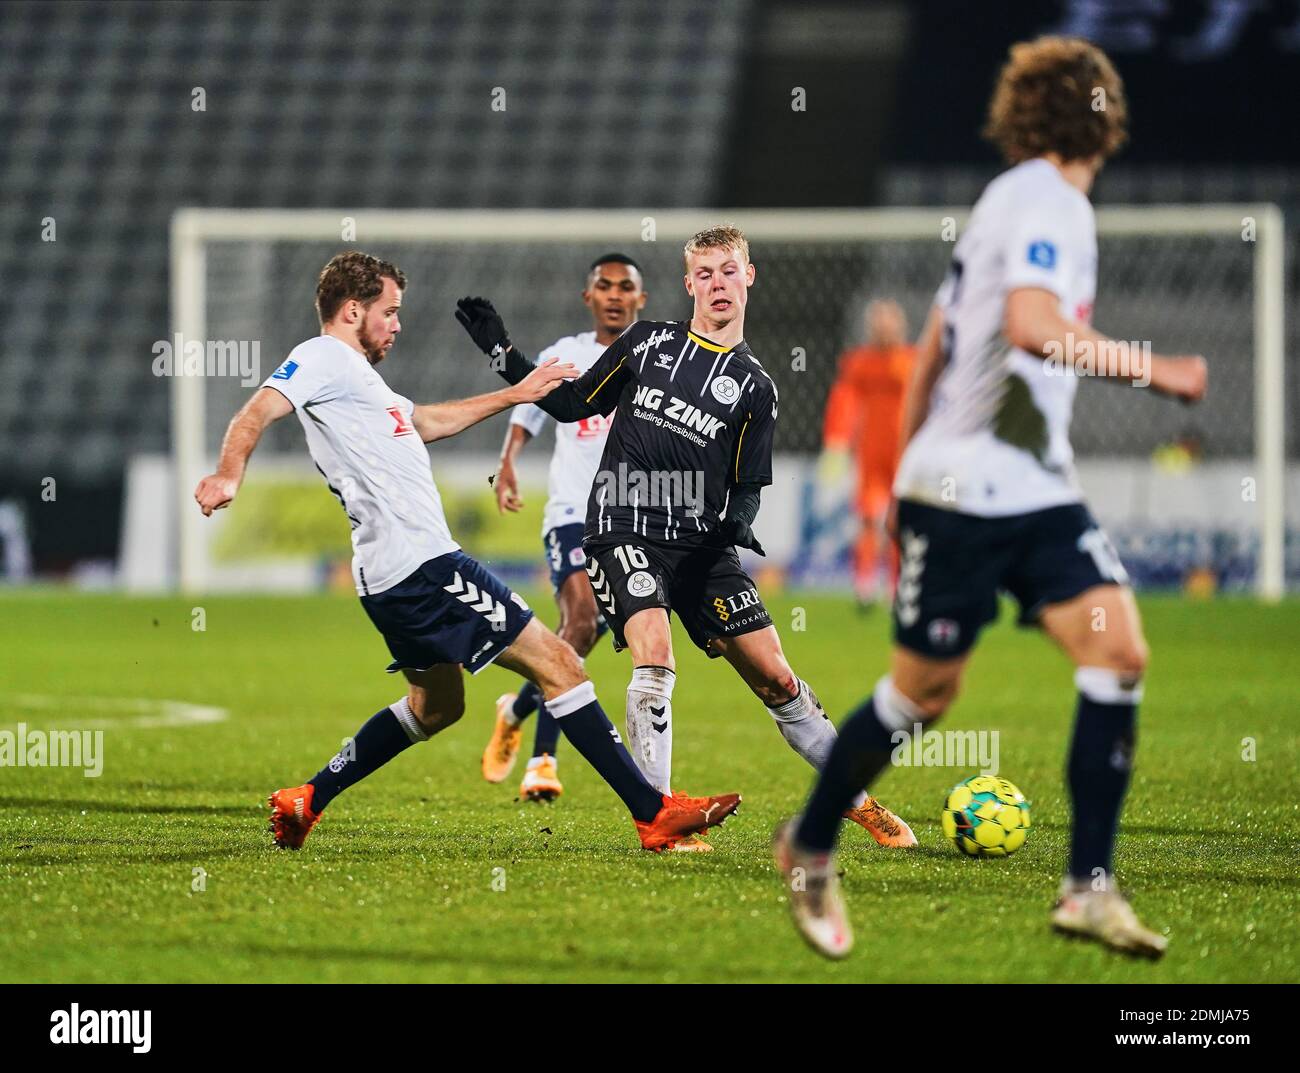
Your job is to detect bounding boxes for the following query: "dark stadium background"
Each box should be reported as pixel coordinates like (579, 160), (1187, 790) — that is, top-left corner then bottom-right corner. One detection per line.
(1, 0), (1297, 573)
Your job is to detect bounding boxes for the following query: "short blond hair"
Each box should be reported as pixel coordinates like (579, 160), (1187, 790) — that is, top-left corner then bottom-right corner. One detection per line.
(683, 225), (749, 268)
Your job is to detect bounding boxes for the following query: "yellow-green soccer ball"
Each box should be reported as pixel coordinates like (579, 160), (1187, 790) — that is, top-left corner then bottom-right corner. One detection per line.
(941, 775), (1031, 858)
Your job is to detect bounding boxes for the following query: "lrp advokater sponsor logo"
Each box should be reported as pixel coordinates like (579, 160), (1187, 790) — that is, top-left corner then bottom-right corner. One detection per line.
(50, 1004), (151, 1053)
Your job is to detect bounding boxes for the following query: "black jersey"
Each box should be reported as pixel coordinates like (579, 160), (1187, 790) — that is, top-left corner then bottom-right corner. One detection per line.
(565, 319), (777, 548)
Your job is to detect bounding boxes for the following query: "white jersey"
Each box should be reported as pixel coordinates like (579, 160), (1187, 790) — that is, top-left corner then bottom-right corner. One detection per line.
(894, 158), (1097, 517)
(262, 334), (459, 596)
(509, 330), (614, 536)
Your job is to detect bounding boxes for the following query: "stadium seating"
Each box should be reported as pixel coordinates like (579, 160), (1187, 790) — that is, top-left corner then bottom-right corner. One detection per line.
(0, 0), (755, 479)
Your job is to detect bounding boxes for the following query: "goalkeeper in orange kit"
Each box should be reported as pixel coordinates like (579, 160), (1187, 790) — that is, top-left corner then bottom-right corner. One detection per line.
(820, 298), (914, 604)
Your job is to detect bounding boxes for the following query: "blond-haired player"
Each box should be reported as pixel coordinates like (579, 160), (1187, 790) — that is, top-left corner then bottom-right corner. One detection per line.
(456, 226), (915, 852)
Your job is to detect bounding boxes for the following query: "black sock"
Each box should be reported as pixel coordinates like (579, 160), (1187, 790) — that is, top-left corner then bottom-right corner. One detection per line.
(532, 700), (560, 757)
(548, 682), (662, 821)
(308, 702), (424, 811)
(1067, 690), (1136, 880)
(796, 694), (901, 852)
(512, 681), (542, 722)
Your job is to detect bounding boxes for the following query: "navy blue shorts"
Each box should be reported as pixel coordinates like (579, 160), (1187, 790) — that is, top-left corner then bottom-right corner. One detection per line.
(545, 523), (589, 593)
(361, 551), (534, 675)
(893, 500), (1128, 659)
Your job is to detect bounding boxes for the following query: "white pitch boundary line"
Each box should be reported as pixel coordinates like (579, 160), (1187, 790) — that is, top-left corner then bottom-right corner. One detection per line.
(2, 696), (229, 731)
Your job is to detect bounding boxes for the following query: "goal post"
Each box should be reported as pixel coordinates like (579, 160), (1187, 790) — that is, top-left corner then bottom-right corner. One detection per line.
(167, 205), (1287, 599)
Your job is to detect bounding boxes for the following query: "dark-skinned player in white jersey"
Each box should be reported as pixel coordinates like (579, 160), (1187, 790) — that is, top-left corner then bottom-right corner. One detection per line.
(480, 253), (646, 802)
(456, 226), (915, 852)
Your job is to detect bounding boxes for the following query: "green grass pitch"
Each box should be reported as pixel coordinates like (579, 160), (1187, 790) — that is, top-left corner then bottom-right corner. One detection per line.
(1, 590), (1296, 983)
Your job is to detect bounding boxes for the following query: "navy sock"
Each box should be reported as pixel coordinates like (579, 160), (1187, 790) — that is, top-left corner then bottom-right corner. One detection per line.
(547, 682), (662, 821)
(796, 693), (901, 852)
(308, 702), (424, 811)
(1067, 689), (1137, 879)
(532, 701), (561, 758)
(512, 681), (543, 722)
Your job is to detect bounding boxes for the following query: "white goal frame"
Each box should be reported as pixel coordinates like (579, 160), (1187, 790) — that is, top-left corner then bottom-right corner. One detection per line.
(170, 206), (1287, 598)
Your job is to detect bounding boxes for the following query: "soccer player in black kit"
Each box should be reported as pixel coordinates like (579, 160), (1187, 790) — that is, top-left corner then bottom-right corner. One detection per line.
(456, 225), (913, 851)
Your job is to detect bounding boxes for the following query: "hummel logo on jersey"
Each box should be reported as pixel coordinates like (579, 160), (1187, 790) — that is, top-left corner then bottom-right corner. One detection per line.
(443, 571), (507, 628)
(585, 558), (618, 617)
(630, 385), (726, 439)
(894, 529), (928, 629)
(632, 328), (675, 359)
(387, 406), (415, 437)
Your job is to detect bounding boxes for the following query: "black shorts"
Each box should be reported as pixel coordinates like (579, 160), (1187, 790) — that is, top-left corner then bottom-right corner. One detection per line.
(893, 499), (1127, 659)
(361, 551), (534, 675)
(584, 536), (772, 657)
(545, 523), (589, 593)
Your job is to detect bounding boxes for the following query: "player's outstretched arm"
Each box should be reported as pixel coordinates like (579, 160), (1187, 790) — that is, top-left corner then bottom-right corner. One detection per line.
(494, 422), (532, 513)
(194, 386), (294, 516)
(454, 296), (613, 422)
(1006, 288), (1208, 402)
(412, 359), (576, 444)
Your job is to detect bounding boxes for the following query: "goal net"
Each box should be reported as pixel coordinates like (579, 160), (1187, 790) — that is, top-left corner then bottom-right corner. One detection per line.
(159, 207), (1289, 598)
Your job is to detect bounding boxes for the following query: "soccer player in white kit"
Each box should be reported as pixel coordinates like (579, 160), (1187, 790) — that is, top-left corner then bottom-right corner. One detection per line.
(774, 37), (1208, 958)
(194, 251), (740, 852)
(479, 254), (646, 802)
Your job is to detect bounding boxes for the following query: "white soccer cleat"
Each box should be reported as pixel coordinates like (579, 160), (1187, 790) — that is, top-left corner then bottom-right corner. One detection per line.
(1051, 876), (1168, 958)
(772, 819), (853, 960)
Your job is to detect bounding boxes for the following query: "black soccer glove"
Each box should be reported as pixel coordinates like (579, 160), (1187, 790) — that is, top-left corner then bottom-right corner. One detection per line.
(454, 296), (511, 359)
(721, 517), (766, 557)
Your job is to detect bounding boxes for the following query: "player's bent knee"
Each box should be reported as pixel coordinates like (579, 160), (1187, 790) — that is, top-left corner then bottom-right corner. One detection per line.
(406, 691), (464, 736)
(891, 668), (960, 720)
(913, 681), (957, 721)
(757, 663), (798, 707)
(547, 635), (588, 694)
(1084, 635), (1149, 683)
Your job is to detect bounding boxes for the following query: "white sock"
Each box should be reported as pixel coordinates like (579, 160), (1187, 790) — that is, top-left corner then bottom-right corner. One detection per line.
(767, 678), (837, 768)
(766, 681), (869, 808)
(526, 754), (554, 771)
(626, 665), (675, 794)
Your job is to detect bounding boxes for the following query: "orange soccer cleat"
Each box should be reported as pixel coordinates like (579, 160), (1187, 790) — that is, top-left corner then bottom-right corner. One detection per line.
(268, 783), (322, 850)
(519, 753), (564, 802)
(845, 795), (917, 848)
(635, 791), (741, 852)
(482, 694), (525, 783)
